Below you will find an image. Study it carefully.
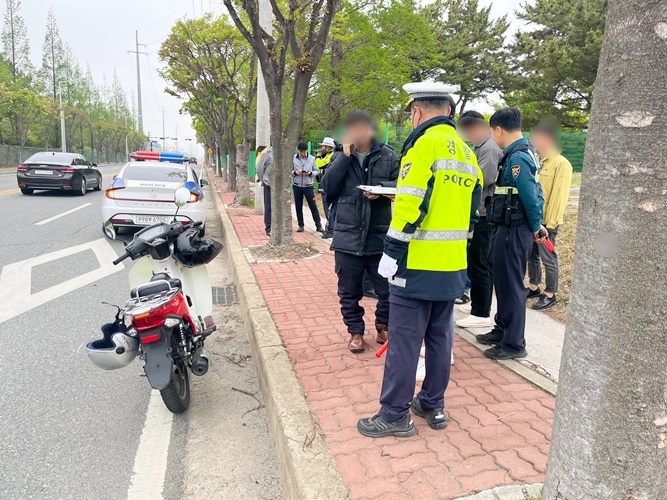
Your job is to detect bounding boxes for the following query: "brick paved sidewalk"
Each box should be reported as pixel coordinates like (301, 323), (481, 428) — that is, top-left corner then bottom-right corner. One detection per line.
(213, 180), (554, 499)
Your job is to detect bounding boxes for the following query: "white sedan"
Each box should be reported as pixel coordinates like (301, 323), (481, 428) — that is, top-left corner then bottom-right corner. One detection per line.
(101, 161), (208, 234)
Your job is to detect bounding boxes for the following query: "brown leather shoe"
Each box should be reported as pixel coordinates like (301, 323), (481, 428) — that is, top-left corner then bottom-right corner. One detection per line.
(348, 333), (365, 353)
(375, 324), (388, 344)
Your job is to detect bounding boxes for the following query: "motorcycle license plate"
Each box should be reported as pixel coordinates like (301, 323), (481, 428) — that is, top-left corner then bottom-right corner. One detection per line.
(135, 215), (169, 225)
(34, 170), (53, 175)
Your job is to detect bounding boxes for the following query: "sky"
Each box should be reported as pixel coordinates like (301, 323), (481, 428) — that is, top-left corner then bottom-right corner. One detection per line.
(21, 0), (520, 155)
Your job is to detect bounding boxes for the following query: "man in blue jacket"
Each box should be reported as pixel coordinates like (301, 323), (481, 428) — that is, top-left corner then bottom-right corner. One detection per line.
(321, 111), (400, 353)
(476, 108), (546, 360)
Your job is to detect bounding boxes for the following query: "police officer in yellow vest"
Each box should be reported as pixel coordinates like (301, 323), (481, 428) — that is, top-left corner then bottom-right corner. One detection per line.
(358, 82), (483, 438)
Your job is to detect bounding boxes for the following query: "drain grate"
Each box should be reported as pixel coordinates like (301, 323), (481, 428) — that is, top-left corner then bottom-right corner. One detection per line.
(211, 286), (236, 305)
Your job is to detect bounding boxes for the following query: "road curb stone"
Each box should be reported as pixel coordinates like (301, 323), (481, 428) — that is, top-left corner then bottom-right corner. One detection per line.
(210, 180), (348, 500)
(460, 483), (543, 499)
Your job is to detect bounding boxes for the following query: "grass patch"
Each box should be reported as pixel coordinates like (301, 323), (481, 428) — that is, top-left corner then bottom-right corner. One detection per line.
(527, 198), (578, 323)
(240, 197), (254, 206)
(571, 172), (582, 188)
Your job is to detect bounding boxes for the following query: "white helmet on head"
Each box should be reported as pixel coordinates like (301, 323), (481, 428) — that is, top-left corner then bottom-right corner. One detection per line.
(86, 323), (139, 370)
(320, 137), (335, 148)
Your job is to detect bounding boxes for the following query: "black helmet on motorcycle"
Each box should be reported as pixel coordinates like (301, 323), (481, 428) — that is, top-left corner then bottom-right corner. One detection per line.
(173, 228), (223, 267)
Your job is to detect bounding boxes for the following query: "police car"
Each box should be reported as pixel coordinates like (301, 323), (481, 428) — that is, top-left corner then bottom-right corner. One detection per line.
(101, 151), (208, 235)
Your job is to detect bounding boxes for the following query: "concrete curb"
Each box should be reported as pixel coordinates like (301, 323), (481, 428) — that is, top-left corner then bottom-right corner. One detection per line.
(455, 328), (557, 396)
(210, 181), (348, 500)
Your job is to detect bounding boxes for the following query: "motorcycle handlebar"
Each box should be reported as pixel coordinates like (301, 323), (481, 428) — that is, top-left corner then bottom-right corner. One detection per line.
(113, 251), (130, 266)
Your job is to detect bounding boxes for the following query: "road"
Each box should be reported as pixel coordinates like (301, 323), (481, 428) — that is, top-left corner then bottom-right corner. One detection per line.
(0, 165), (284, 499)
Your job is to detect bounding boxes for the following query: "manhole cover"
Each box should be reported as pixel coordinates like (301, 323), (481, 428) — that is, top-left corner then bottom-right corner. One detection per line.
(211, 286), (236, 305)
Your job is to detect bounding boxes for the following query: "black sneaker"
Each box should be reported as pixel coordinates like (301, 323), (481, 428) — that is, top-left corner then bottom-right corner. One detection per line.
(533, 294), (557, 310)
(321, 230), (334, 239)
(357, 413), (416, 438)
(363, 289), (379, 299)
(484, 345), (528, 360)
(297, 226), (304, 233)
(316, 225), (324, 233)
(410, 397), (448, 430)
(526, 287), (541, 299)
(475, 328), (503, 345)
(454, 291), (471, 304)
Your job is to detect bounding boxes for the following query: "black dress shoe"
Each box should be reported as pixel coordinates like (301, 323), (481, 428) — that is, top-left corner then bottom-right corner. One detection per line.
(484, 345), (528, 360)
(476, 328), (503, 345)
(533, 294), (557, 310)
(297, 226), (304, 232)
(411, 397), (448, 430)
(363, 289), (379, 299)
(357, 413), (416, 438)
(526, 287), (541, 299)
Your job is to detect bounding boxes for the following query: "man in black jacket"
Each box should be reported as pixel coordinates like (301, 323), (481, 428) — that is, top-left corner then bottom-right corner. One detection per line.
(321, 111), (400, 353)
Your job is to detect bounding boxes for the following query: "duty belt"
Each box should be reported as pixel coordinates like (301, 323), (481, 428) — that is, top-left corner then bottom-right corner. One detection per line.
(494, 186), (519, 195)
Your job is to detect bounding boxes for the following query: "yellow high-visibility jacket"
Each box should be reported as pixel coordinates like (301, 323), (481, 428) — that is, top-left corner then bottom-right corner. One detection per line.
(385, 117), (483, 301)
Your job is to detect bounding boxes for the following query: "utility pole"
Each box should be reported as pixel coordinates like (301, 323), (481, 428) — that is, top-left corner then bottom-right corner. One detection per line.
(162, 107), (166, 152)
(254, 0), (272, 214)
(128, 31), (147, 134)
(59, 92), (67, 153)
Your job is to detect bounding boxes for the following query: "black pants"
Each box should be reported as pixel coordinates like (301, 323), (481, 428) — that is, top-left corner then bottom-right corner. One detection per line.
(334, 252), (389, 335)
(467, 216), (493, 317)
(379, 295), (454, 421)
(293, 185), (322, 228)
(492, 223), (534, 352)
(263, 184), (271, 234)
(320, 191), (330, 221)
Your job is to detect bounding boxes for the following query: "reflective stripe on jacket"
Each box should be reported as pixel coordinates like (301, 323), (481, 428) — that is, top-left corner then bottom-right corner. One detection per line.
(384, 117), (483, 301)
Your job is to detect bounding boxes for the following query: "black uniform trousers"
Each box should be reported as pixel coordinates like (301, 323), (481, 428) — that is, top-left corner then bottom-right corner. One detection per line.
(492, 222), (534, 352)
(263, 185), (271, 234)
(379, 295), (454, 422)
(293, 184), (322, 228)
(334, 252), (389, 335)
(467, 216), (494, 318)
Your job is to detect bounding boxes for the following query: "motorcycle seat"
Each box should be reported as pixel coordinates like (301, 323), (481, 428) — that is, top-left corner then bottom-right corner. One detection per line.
(131, 278), (182, 298)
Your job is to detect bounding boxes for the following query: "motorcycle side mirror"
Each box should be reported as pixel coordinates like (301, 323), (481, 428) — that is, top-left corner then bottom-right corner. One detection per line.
(174, 187), (190, 208)
(103, 219), (116, 240)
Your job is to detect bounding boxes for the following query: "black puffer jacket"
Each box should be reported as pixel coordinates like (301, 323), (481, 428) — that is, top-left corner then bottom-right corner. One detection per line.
(321, 142), (399, 255)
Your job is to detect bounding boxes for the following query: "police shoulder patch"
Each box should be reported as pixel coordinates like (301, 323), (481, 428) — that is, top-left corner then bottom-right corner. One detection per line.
(401, 162), (412, 179)
(511, 165), (521, 179)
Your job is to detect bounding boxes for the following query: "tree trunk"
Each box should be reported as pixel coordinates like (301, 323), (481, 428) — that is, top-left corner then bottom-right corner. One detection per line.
(543, 1), (667, 498)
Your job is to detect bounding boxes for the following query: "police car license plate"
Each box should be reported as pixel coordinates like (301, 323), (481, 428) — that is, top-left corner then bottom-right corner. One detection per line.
(135, 216), (169, 224)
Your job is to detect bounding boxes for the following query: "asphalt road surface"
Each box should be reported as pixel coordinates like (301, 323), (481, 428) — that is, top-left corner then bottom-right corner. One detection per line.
(0, 165), (284, 499)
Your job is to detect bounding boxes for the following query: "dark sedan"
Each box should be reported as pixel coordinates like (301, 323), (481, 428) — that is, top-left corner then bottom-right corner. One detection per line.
(17, 152), (103, 196)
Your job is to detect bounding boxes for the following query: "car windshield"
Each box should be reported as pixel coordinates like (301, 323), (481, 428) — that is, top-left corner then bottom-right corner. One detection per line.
(25, 153), (75, 165)
(123, 165), (188, 183)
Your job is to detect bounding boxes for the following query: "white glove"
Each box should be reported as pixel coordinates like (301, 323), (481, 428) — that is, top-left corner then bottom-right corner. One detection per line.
(378, 253), (398, 279)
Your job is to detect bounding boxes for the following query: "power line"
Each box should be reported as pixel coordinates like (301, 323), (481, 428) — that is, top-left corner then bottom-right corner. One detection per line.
(136, 0), (192, 30)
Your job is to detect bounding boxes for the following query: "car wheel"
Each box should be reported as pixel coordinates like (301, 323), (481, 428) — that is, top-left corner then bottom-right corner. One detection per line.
(93, 175), (102, 191)
(20, 188), (34, 195)
(76, 178), (87, 196)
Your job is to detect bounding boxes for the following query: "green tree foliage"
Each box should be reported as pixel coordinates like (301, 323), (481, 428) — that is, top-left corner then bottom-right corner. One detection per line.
(505, 0), (607, 129)
(39, 8), (65, 100)
(1, 0), (32, 82)
(304, 0), (439, 131)
(159, 14), (256, 191)
(424, 0), (508, 114)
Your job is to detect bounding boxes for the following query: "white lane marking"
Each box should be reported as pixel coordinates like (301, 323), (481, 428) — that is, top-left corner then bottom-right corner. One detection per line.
(0, 238), (124, 324)
(127, 390), (173, 500)
(34, 203), (92, 225)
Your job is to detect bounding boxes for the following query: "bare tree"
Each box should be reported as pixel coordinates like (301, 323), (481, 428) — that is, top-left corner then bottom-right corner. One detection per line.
(223, 0), (343, 246)
(543, 1), (667, 497)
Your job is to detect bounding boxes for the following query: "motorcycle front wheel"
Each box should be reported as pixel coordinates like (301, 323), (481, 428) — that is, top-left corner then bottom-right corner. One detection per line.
(160, 360), (190, 414)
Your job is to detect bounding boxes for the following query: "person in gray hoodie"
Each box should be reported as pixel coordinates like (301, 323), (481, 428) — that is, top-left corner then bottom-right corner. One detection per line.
(256, 146), (272, 236)
(293, 141), (323, 233)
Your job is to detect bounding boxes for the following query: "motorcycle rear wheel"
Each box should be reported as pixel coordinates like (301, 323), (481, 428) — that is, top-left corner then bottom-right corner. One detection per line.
(160, 360), (190, 413)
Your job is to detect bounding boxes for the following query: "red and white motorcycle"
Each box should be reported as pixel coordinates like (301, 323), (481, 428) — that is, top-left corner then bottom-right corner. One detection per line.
(86, 185), (222, 413)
